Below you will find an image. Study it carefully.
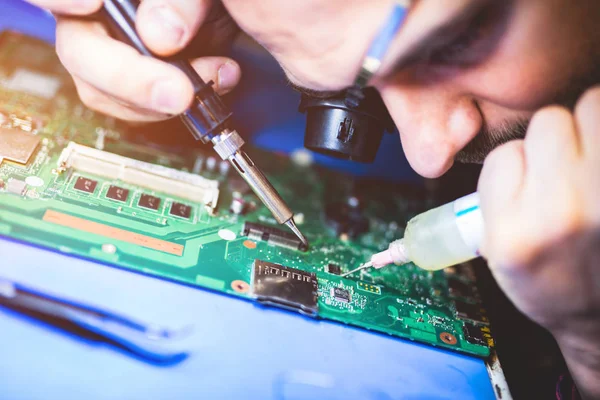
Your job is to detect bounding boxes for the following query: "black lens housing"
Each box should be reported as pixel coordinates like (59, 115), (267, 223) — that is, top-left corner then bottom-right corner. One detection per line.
(299, 87), (394, 163)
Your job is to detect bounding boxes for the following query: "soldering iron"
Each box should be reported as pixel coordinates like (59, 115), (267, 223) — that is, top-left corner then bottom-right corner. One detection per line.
(98, 0), (308, 247)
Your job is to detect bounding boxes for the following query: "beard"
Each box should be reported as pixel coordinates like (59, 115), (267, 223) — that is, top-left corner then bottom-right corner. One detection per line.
(455, 118), (529, 164)
(456, 62), (600, 164)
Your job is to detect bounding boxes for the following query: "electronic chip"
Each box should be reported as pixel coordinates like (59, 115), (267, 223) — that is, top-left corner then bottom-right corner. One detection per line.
(326, 263), (341, 275)
(106, 185), (129, 202)
(169, 202), (191, 219)
(138, 194), (161, 211)
(73, 177), (97, 194)
(331, 287), (351, 303)
(463, 324), (486, 345)
(0, 127), (41, 166)
(6, 178), (27, 195)
(251, 259), (318, 316)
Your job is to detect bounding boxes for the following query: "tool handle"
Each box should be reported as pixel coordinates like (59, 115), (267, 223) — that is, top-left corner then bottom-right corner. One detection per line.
(365, 3), (409, 61)
(98, 0), (232, 141)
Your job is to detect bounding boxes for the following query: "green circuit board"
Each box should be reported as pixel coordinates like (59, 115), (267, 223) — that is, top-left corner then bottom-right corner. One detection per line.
(0, 32), (493, 357)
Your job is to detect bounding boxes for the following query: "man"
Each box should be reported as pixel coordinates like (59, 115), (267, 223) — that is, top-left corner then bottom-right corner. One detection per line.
(25, 0), (600, 397)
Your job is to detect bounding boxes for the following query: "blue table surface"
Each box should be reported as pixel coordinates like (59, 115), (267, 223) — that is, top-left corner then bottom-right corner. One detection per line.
(0, 2), (496, 399)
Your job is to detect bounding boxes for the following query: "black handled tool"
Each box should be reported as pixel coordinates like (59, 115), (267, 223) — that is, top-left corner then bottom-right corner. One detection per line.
(99, 0), (308, 247)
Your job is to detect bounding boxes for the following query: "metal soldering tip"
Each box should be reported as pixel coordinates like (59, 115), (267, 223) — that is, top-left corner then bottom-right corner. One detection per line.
(285, 218), (309, 250)
(341, 261), (373, 278)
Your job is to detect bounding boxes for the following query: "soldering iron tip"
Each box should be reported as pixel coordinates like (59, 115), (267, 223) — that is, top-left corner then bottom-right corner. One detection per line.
(285, 218), (309, 250)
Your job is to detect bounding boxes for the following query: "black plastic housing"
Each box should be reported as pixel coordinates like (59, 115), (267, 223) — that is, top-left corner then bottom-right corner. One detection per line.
(299, 88), (394, 163)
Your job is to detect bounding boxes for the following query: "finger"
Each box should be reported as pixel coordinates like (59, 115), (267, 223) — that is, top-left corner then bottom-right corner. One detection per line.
(522, 106), (579, 218)
(523, 107), (585, 250)
(73, 77), (169, 122)
(190, 57), (241, 95)
(524, 106), (579, 176)
(478, 140), (526, 260)
(574, 87), (600, 219)
(55, 17), (194, 115)
(479, 140), (526, 216)
(25, 0), (102, 15)
(574, 85), (600, 156)
(137, 0), (212, 56)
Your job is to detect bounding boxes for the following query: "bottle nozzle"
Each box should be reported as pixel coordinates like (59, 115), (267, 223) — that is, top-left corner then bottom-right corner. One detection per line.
(340, 261), (373, 277)
(371, 238), (409, 268)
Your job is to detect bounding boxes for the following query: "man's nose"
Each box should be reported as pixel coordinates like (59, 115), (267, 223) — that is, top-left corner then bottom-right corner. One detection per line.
(379, 83), (482, 178)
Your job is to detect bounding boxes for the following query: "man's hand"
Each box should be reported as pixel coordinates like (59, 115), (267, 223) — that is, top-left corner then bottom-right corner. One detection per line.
(25, 0), (241, 121)
(479, 87), (600, 399)
(26, 0), (398, 122)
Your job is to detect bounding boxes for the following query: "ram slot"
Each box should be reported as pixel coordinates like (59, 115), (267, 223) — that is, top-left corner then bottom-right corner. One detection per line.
(57, 142), (219, 209)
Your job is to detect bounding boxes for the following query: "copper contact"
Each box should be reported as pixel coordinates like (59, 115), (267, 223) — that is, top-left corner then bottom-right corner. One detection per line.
(439, 332), (458, 345)
(0, 127), (41, 165)
(231, 280), (250, 293)
(43, 209), (184, 256)
(242, 240), (257, 249)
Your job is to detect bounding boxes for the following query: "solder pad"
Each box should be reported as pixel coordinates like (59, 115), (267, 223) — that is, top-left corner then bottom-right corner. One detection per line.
(0, 32), (493, 358)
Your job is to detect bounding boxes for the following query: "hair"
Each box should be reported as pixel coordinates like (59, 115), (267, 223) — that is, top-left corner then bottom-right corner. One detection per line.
(455, 118), (529, 164)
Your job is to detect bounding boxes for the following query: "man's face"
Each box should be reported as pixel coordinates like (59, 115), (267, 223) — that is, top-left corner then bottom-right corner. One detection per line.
(225, 0), (600, 177)
(374, 0), (600, 177)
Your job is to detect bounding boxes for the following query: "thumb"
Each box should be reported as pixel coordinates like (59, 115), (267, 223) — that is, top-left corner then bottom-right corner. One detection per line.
(137, 0), (213, 56)
(190, 57), (241, 95)
(478, 139), (527, 264)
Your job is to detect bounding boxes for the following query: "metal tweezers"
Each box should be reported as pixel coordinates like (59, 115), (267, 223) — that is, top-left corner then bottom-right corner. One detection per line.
(0, 277), (190, 364)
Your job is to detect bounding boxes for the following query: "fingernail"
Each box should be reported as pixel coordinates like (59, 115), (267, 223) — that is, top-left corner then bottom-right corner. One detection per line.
(147, 6), (186, 48)
(217, 62), (239, 92)
(151, 79), (185, 114)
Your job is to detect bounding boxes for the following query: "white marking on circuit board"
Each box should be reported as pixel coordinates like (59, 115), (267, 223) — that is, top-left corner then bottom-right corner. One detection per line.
(102, 243), (117, 254)
(218, 229), (236, 241)
(25, 176), (44, 187)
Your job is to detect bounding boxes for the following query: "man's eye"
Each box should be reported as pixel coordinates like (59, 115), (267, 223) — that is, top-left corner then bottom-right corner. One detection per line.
(426, 8), (504, 68)
(428, 32), (481, 65)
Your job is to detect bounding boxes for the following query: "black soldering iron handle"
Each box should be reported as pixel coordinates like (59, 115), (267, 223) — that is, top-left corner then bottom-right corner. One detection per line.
(98, 0), (232, 142)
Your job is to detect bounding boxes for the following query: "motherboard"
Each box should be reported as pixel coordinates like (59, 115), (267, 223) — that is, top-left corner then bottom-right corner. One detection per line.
(0, 32), (493, 357)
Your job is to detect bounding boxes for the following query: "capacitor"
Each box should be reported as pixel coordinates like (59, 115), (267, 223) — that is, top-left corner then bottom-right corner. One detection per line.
(219, 160), (231, 176)
(206, 156), (217, 172)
